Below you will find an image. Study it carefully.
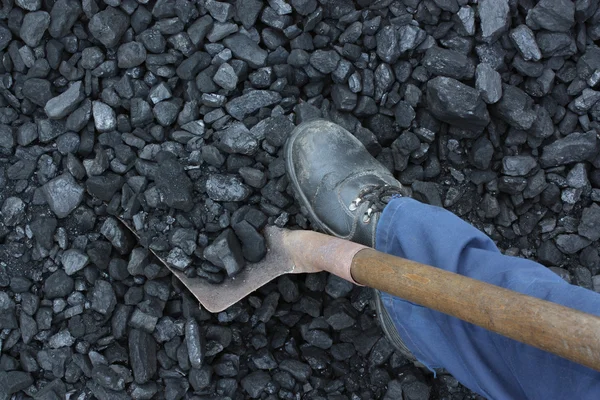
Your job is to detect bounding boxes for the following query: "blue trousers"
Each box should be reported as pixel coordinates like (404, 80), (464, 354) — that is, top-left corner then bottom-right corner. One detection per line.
(376, 197), (600, 399)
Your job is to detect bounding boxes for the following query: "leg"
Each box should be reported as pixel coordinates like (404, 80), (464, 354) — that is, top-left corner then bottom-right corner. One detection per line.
(377, 197), (600, 399)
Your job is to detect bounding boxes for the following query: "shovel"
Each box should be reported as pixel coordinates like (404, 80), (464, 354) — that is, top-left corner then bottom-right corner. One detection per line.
(118, 218), (600, 372)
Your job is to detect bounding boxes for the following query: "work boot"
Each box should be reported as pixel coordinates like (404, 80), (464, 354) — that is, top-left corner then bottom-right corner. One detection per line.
(285, 119), (417, 362)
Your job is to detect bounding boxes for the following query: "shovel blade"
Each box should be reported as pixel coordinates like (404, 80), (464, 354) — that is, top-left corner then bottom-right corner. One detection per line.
(118, 219), (296, 313)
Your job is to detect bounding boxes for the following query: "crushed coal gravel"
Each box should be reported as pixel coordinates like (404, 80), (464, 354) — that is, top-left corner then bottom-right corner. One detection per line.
(0, 0), (599, 399)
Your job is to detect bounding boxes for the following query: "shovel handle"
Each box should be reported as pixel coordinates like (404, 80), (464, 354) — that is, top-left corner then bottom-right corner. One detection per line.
(351, 248), (600, 372)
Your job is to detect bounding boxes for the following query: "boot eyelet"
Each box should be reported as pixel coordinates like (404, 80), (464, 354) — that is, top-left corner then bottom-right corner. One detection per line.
(363, 208), (373, 223)
(349, 197), (361, 211)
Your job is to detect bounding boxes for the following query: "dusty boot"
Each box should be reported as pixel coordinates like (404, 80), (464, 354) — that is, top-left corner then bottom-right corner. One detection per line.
(285, 119), (416, 362)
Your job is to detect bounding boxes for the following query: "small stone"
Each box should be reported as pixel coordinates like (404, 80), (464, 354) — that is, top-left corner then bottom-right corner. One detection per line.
(45, 81), (85, 119)
(42, 174), (84, 218)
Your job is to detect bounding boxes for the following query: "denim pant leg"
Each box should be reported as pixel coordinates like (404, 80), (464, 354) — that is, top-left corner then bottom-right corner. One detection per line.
(375, 197), (600, 400)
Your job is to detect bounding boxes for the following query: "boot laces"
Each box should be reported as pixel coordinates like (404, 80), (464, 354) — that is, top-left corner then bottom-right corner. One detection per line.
(348, 184), (404, 223)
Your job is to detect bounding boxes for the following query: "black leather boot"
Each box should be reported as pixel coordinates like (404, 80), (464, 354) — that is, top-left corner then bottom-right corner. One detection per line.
(285, 119), (417, 361)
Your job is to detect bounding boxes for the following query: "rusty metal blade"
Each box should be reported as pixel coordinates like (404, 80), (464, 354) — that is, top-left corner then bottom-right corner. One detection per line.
(117, 218), (298, 313)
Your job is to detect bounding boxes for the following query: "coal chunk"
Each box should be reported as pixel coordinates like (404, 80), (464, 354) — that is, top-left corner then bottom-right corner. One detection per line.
(185, 319), (205, 369)
(331, 84), (357, 111)
(2, 197), (25, 226)
(206, 174), (251, 202)
(0, 292), (17, 329)
(241, 371), (270, 398)
(556, 234), (591, 254)
(49, 0), (81, 39)
(493, 84), (536, 130)
(204, 229), (245, 276)
(233, 220), (266, 262)
(223, 33), (267, 68)
(540, 131), (598, 167)
(92, 101), (117, 132)
(88, 7), (130, 48)
(45, 81), (85, 119)
(426, 77), (490, 130)
(129, 329), (157, 384)
(509, 25), (542, 62)
(155, 155), (193, 211)
(309, 50), (340, 74)
(61, 249), (89, 275)
(526, 0), (575, 32)
(91, 280), (117, 316)
(475, 63), (502, 104)
(42, 174), (84, 218)
(86, 173), (123, 202)
(422, 47), (474, 80)
(43, 270), (74, 299)
(20, 11), (50, 47)
(101, 217), (135, 255)
(502, 156), (537, 176)
(478, 0), (509, 43)
(225, 90), (281, 120)
(579, 204), (600, 241)
(0, 371), (33, 398)
(216, 123), (258, 155)
(213, 63), (238, 90)
(117, 42), (147, 68)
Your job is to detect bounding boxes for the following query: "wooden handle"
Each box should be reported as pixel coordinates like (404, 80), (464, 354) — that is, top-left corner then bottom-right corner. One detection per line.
(351, 248), (600, 372)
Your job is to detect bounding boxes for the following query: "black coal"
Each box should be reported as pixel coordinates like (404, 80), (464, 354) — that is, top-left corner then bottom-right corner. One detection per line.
(0, 0), (599, 398)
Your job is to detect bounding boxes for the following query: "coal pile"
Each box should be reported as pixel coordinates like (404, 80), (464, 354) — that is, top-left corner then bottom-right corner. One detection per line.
(0, 0), (599, 398)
